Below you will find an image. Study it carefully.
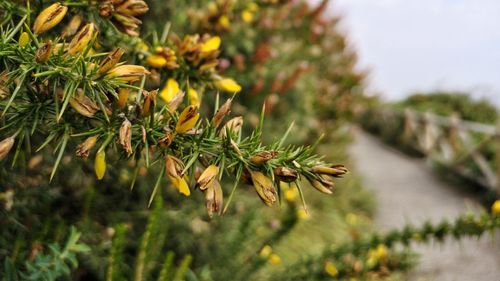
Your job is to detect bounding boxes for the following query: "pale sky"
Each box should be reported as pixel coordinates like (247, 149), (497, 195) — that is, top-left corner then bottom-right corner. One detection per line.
(316, 0), (500, 104)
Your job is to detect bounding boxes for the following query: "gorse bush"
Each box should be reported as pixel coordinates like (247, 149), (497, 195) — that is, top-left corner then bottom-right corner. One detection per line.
(0, 0), (362, 279)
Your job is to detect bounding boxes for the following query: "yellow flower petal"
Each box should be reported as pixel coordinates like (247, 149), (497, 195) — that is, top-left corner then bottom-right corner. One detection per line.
(168, 175), (191, 196)
(188, 87), (201, 107)
(160, 78), (180, 103)
(218, 15), (230, 29)
(268, 254), (281, 265)
(324, 261), (338, 277)
(200, 36), (221, 53)
(146, 54), (168, 68)
(95, 150), (106, 180)
(214, 78), (242, 93)
(241, 10), (253, 23)
(493, 200), (500, 216)
(259, 245), (272, 258)
(176, 105), (200, 133)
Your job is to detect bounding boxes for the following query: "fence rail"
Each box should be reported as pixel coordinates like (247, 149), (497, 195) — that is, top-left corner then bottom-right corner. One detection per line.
(364, 108), (500, 196)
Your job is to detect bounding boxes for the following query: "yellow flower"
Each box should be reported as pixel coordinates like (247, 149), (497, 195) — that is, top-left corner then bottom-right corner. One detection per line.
(259, 245), (272, 258)
(297, 209), (309, 220)
(165, 155), (190, 196)
(200, 36), (221, 53)
(284, 186), (298, 202)
(492, 200), (500, 216)
(19, 32), (30, 47)
(176, 105), (200, 134)
(67, 23), (96, 55)
(375, 244), (388, 260)
(214, 78), (242, 93)
(168, 175), (191, 196)
(160, 78), (180, 103)
(268, 254), (281, 265)
(218, 15), (230, 29)
(188, 87), (201, 107)
(95, 150), (106, 180)
(146, 54), (168, 68)
(33, 2), (68, 34)
(197, 165), (219, 190)
(241, 10), (253, 23)
(324, 261), (338, 277)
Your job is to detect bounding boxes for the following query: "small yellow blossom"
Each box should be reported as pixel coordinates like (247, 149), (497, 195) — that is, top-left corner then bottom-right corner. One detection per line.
(268, 254), (281, 265)
(200, 36), (221, 53)
(176, 105), (200, 133)
(95, 150), (106, 180)
(214, 78), (242, 93)
(146, 54), (168, 68)
(297, 209), (309, 220)
(168, 175), (191, 196)
(260, 245), (272, 258)
(492, 200), (500, 216)
(188, 87), (201, 107)
(375, 244), (388, 261)
(241, 10), (253, 23)
(33, 2), (68, 34)
(19, 32), (30, 47)
(218, 15), (230, 29)
(324, 261), (338, 277)
(284, 186), (298, 202)
(160, 78), (180, 103)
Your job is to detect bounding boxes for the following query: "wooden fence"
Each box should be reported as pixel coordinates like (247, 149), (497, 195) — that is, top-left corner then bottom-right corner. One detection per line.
(369, 108), (500, 196)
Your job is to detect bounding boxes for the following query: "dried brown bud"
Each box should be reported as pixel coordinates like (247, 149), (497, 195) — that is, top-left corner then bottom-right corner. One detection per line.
(0, 136), (15, 161)
(311, 165), (348, 177)
(220, 116), (243, 137)
(119, 118), (133, 156)
(99, 48), (125, 74)
(211, 98), (232, 128)
(76, 136), (97, 158)
(273, 167), (298, 182)
(205, 179), (223, 218)
(141, 89), (157, 117)
(99, 1), (114, 18)
(167, 90), (185, 113)
(115, 0), (149, 16)
(250, 170), (277, 206)
(165, 155), (184, 178)
(35, 40), (52, 63)
(62, 15), (83, 38)
(308, 176), (334, 194)
(158, 129), (174, 148)
(250, 151), (278, 166)
(69, 90), (99, 117)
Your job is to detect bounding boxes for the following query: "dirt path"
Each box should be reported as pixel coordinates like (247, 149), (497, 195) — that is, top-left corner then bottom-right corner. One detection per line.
(348, 129), (500, 281)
